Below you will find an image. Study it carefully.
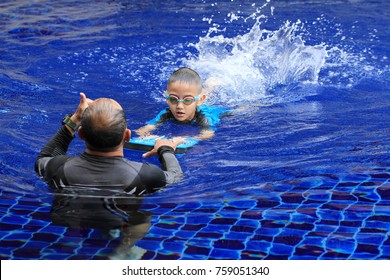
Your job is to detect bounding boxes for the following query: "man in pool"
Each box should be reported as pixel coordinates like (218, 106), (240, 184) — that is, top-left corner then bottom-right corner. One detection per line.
(35, 92), (183, 195)
(135, 67), (225, 143)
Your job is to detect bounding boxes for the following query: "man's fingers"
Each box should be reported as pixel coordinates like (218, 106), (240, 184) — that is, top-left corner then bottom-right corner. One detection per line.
(142, 150), (154, 158)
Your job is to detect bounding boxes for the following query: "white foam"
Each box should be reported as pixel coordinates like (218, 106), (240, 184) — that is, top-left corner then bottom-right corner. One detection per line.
(186, 8), (328, 106)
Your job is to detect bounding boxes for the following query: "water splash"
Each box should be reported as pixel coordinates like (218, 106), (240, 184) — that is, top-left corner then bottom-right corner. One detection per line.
(186, 8), (327, 106)
(186, 3), (389, 107)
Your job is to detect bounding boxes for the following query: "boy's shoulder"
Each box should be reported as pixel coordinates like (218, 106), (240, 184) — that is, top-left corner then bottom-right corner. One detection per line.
(197, 105), (230, 128)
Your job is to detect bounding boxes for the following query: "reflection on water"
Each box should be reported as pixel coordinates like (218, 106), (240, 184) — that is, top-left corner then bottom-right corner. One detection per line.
(0, 1), (121, 45)
(50, 190), (151, 259)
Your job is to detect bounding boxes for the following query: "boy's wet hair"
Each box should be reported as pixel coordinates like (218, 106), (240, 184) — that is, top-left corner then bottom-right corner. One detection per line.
(81, 99), (127, 152)
(167, 67), (202, 94)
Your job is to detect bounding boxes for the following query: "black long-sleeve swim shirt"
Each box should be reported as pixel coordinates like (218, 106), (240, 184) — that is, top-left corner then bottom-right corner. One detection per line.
(35, 125), (183, 195)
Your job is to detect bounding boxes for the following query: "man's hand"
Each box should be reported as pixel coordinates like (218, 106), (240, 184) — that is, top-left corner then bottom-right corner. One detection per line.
(71, 92), (94, 124)
(64, 92), (93, 135)
(142, 137), (184, 158)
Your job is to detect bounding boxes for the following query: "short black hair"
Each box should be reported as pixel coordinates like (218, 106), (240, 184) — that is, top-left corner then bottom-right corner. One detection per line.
(167, 67), (202, 93)
(81, 99), (127, 152)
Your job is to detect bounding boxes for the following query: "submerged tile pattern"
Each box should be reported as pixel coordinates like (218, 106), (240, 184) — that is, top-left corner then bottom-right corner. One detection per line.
(0, 167), (389, 260)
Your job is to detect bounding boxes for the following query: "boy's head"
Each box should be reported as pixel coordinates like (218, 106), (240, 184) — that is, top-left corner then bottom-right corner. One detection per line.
(164, 67), (206, 122)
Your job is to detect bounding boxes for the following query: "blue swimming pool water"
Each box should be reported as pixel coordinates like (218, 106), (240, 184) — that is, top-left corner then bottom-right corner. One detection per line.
(0, 0), (389, 260)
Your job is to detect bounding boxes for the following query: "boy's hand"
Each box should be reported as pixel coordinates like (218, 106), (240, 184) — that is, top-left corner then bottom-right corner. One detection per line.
(142, 137), (184, 158)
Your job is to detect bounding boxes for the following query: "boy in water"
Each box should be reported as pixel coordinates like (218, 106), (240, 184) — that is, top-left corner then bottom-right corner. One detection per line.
(136, 67), (223, 141)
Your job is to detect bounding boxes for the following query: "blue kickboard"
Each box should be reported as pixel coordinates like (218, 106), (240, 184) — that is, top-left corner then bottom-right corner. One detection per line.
(124, 136), (199, 154)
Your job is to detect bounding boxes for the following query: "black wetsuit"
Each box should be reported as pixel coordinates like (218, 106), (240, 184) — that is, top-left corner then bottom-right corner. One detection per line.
(35, 126), (183, 195)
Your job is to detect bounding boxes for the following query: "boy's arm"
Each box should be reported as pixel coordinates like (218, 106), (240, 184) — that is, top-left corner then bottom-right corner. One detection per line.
(135, 124), (157, 137)
(135, 108), (168, 137)
(194, 128), (215, 140)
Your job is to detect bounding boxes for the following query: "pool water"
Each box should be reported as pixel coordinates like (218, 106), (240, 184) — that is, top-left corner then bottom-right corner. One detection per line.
(0, 0), (389, 260)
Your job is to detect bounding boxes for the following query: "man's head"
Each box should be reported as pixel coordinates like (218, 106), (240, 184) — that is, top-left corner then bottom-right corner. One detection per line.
(164, 67), (206, 122)
(79, 98), (130, 152)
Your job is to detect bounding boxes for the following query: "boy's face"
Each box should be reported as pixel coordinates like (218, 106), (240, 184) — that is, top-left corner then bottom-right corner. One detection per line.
(165, 81), (205, 122)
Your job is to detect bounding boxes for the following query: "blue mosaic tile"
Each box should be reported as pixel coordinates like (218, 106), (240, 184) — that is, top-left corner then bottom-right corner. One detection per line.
(209, 248), (240, 259)
(325, 236), (356, 254)
(377, 186), (390, 200)
(148, 226), (175, 237)
(224, 231), (253, 240)
(184, 245), (210, 256)
(201, 224), (231, 234)
(281, 192), (306, 204)
(359, 226), (388, 233)
(235, 218), (260, 228)
(240, 250), (268, 259)
(231, 224), (256, 233)
(3, 232), (30, 240)
(213, 239), (245, 250)
(371, 173), (390, 180)
(350, 251), (378, 259)
(181, 223), (206, 231)
(175, 230), (197, 239)
(381, 245), (390, 255)
(293, 244), (324, 257)
(299, 236), (324, 247)
(355, 243), (380, 255)
(295, 206), (320, 217)
(367, 214), (390, 222)
(134, 239), (162, 251)
(12, 247), (43, 259)
(1, 163), (389, 261)
(217, 209), (244, 219)
(321, 251), (351, 260)
(255, 226), (282, 236)
(31, 232), (58, 242)
(355, 232), (387, 245)
(306, 192), (331, 201)
(274, 235), (303, 246)
(228, 200), (257, 209)
(340, 220), (362, 227)
(1, 215), (29, 225)
(286, 222), (315, 231)
(256, 200), (280, 209)
(317, 209), (343, 221)
(251, 234), (273, 242)
(185, 214), (215, 224)
(262, 210), (291, 221)
(195, 231), (223, 239)
(210, 217), (237, 225)
(154, 251), (181, 260)
(186, 238), (212, 248)
(335, 225), (359, 234)
(364, 221), (390, 232)
(162, 240), (186, 253)
(154, 222), (181, 230)
(343, 209), (370, 221)
(240, 210), (263, 220)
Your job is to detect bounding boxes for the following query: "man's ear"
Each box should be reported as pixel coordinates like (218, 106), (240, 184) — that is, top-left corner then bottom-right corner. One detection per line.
(124, 128), (131, 142)
(78, 126), (85, 140)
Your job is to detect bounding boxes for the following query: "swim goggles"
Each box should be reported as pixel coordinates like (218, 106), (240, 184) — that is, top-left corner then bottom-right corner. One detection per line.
(164, 93), (199, 105)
